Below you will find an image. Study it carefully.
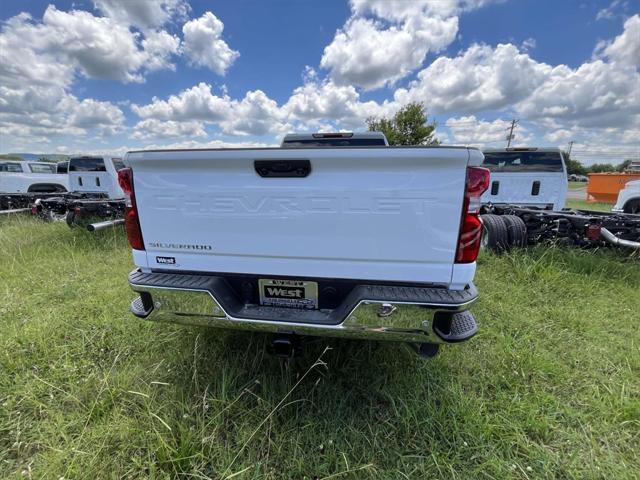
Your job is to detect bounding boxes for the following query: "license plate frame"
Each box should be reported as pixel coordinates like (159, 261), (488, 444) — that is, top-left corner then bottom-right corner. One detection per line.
(258, 279), (318, 310)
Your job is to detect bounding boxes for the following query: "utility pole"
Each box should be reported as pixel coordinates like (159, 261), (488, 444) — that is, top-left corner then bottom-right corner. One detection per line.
(506, 119), (519, 147)
(567, 140), (574, 157)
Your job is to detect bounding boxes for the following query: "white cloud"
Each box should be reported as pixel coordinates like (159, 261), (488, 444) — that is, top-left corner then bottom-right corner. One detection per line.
(596, 14), (640, 66)
(132, 88), (291, 138)
(0, 6), (181, 85)
(0, 14), (75, 90)
(544, 128), (575, 143)
(93, 0), (190, 29)
(131, 83), (286, 136)
(596, 0), (627, 21)
(392, 16), (639, 139)
(517, 59), (639, 129)
(131, 119), (207, 140)
(0, 84), (125, 147)
(0, 5), (187, 151)
(131, 82), (233, 121)
(565, 141), (639, 166)
(35, 6), (147, 83)
(445, 115), (531, 147)
(350, 0), (497, 21)
(518, 16), (640, 132)
(521, 37), (536, 52)
(220, 90), (290, 136)
(142, 30), (182, 72)
(68, 98), (125, 135)
(394, 43), (552, 114)
(130, 79), (393, 137)
(320, 0), (502, 90)
(182, 12), (239, 75)
(320, 16), (458, 90)
(283, 80), (391, 127)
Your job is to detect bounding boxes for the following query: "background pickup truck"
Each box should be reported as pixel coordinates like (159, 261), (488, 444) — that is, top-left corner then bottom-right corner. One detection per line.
(121, 145), (489, 357)
(0, 160), (68, 193)
(612, 179), (640, 214)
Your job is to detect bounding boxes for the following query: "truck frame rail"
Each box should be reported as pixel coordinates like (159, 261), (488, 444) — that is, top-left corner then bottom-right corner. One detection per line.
(481, 204), (640, 250)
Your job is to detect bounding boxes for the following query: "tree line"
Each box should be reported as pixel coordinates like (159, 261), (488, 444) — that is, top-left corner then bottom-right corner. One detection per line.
(564, 156), (634, 176)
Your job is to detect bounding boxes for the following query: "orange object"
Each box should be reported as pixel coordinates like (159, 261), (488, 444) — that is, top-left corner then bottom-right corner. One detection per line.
(587, 173), (640, 203)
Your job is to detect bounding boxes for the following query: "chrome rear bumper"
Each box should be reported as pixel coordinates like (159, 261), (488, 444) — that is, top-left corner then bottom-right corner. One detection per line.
(128, 270), (479, 344)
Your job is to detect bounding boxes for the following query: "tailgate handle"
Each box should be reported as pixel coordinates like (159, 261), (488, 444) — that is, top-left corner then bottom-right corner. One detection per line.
(255, 159), (311, 178)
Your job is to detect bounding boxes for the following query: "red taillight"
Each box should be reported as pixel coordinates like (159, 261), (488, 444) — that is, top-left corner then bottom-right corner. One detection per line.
(117, 167), (145, 250)
(456, 166), (490, 263)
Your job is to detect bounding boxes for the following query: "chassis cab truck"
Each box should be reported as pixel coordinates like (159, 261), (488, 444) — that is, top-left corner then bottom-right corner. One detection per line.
(481, 147), (568, 210)
(120, 145), (489, 357)
(68, 156), (126, 199)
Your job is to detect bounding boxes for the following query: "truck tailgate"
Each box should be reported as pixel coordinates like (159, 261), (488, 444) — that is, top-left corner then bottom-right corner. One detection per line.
(126, 147), (473, 285)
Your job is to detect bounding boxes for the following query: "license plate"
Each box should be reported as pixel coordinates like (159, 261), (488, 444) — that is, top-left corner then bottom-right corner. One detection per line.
(258, 279), (318, 309)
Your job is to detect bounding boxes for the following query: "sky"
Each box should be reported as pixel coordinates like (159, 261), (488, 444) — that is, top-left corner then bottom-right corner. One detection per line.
(0, 0), (638, 166)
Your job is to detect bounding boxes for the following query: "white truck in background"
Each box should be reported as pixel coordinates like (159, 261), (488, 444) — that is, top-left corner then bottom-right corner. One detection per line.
(481, 148), (567, 211)
(0, 160), (68, 193)
(120, 142), (490, 358)
(17, 156), (127, 226)
(612, 180), (640, 214)
(68, 156), (125, 199)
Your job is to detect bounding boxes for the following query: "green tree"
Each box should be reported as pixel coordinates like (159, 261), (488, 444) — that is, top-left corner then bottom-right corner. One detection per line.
(616, 159), (633, 172)
(588, 163), (616, 173)
(366, 102), (439, 146)
(562, 152), (588, 175)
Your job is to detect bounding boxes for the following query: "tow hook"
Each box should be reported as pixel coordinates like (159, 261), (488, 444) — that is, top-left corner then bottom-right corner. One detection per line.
(268, 334), (303, 358)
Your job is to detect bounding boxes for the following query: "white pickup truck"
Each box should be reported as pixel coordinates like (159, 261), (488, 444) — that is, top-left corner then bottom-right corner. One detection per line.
(0, 160), (69, 193)
(612, 180), (640, 214)
(121, 143), (489, 357)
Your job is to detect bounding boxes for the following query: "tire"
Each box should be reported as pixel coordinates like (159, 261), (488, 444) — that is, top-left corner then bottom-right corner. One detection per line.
(502, 215), (527, 248)
(65, 210), (76, 228)
(480, 214), (509, 252)
(623, 200), (640, 214)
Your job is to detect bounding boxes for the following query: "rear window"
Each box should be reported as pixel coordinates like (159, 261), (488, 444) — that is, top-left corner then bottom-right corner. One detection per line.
(28, 163), (56, 173)
(282, 138), (386, 147)
(0, 162), (23, 173)
(482, 151), (564, 172)
(69, 157), (106, 172)
(112, 158), (125, 171)
(57, 161), (69, 174)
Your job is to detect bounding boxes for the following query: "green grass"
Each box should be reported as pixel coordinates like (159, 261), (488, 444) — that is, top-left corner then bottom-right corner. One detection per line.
(565, 199), (613, 212)
(568, 182), (587, 190)
(1, 215), (639, 479)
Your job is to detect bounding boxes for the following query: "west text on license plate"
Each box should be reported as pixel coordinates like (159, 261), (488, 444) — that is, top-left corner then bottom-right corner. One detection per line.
(258, 279), (318, 309)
